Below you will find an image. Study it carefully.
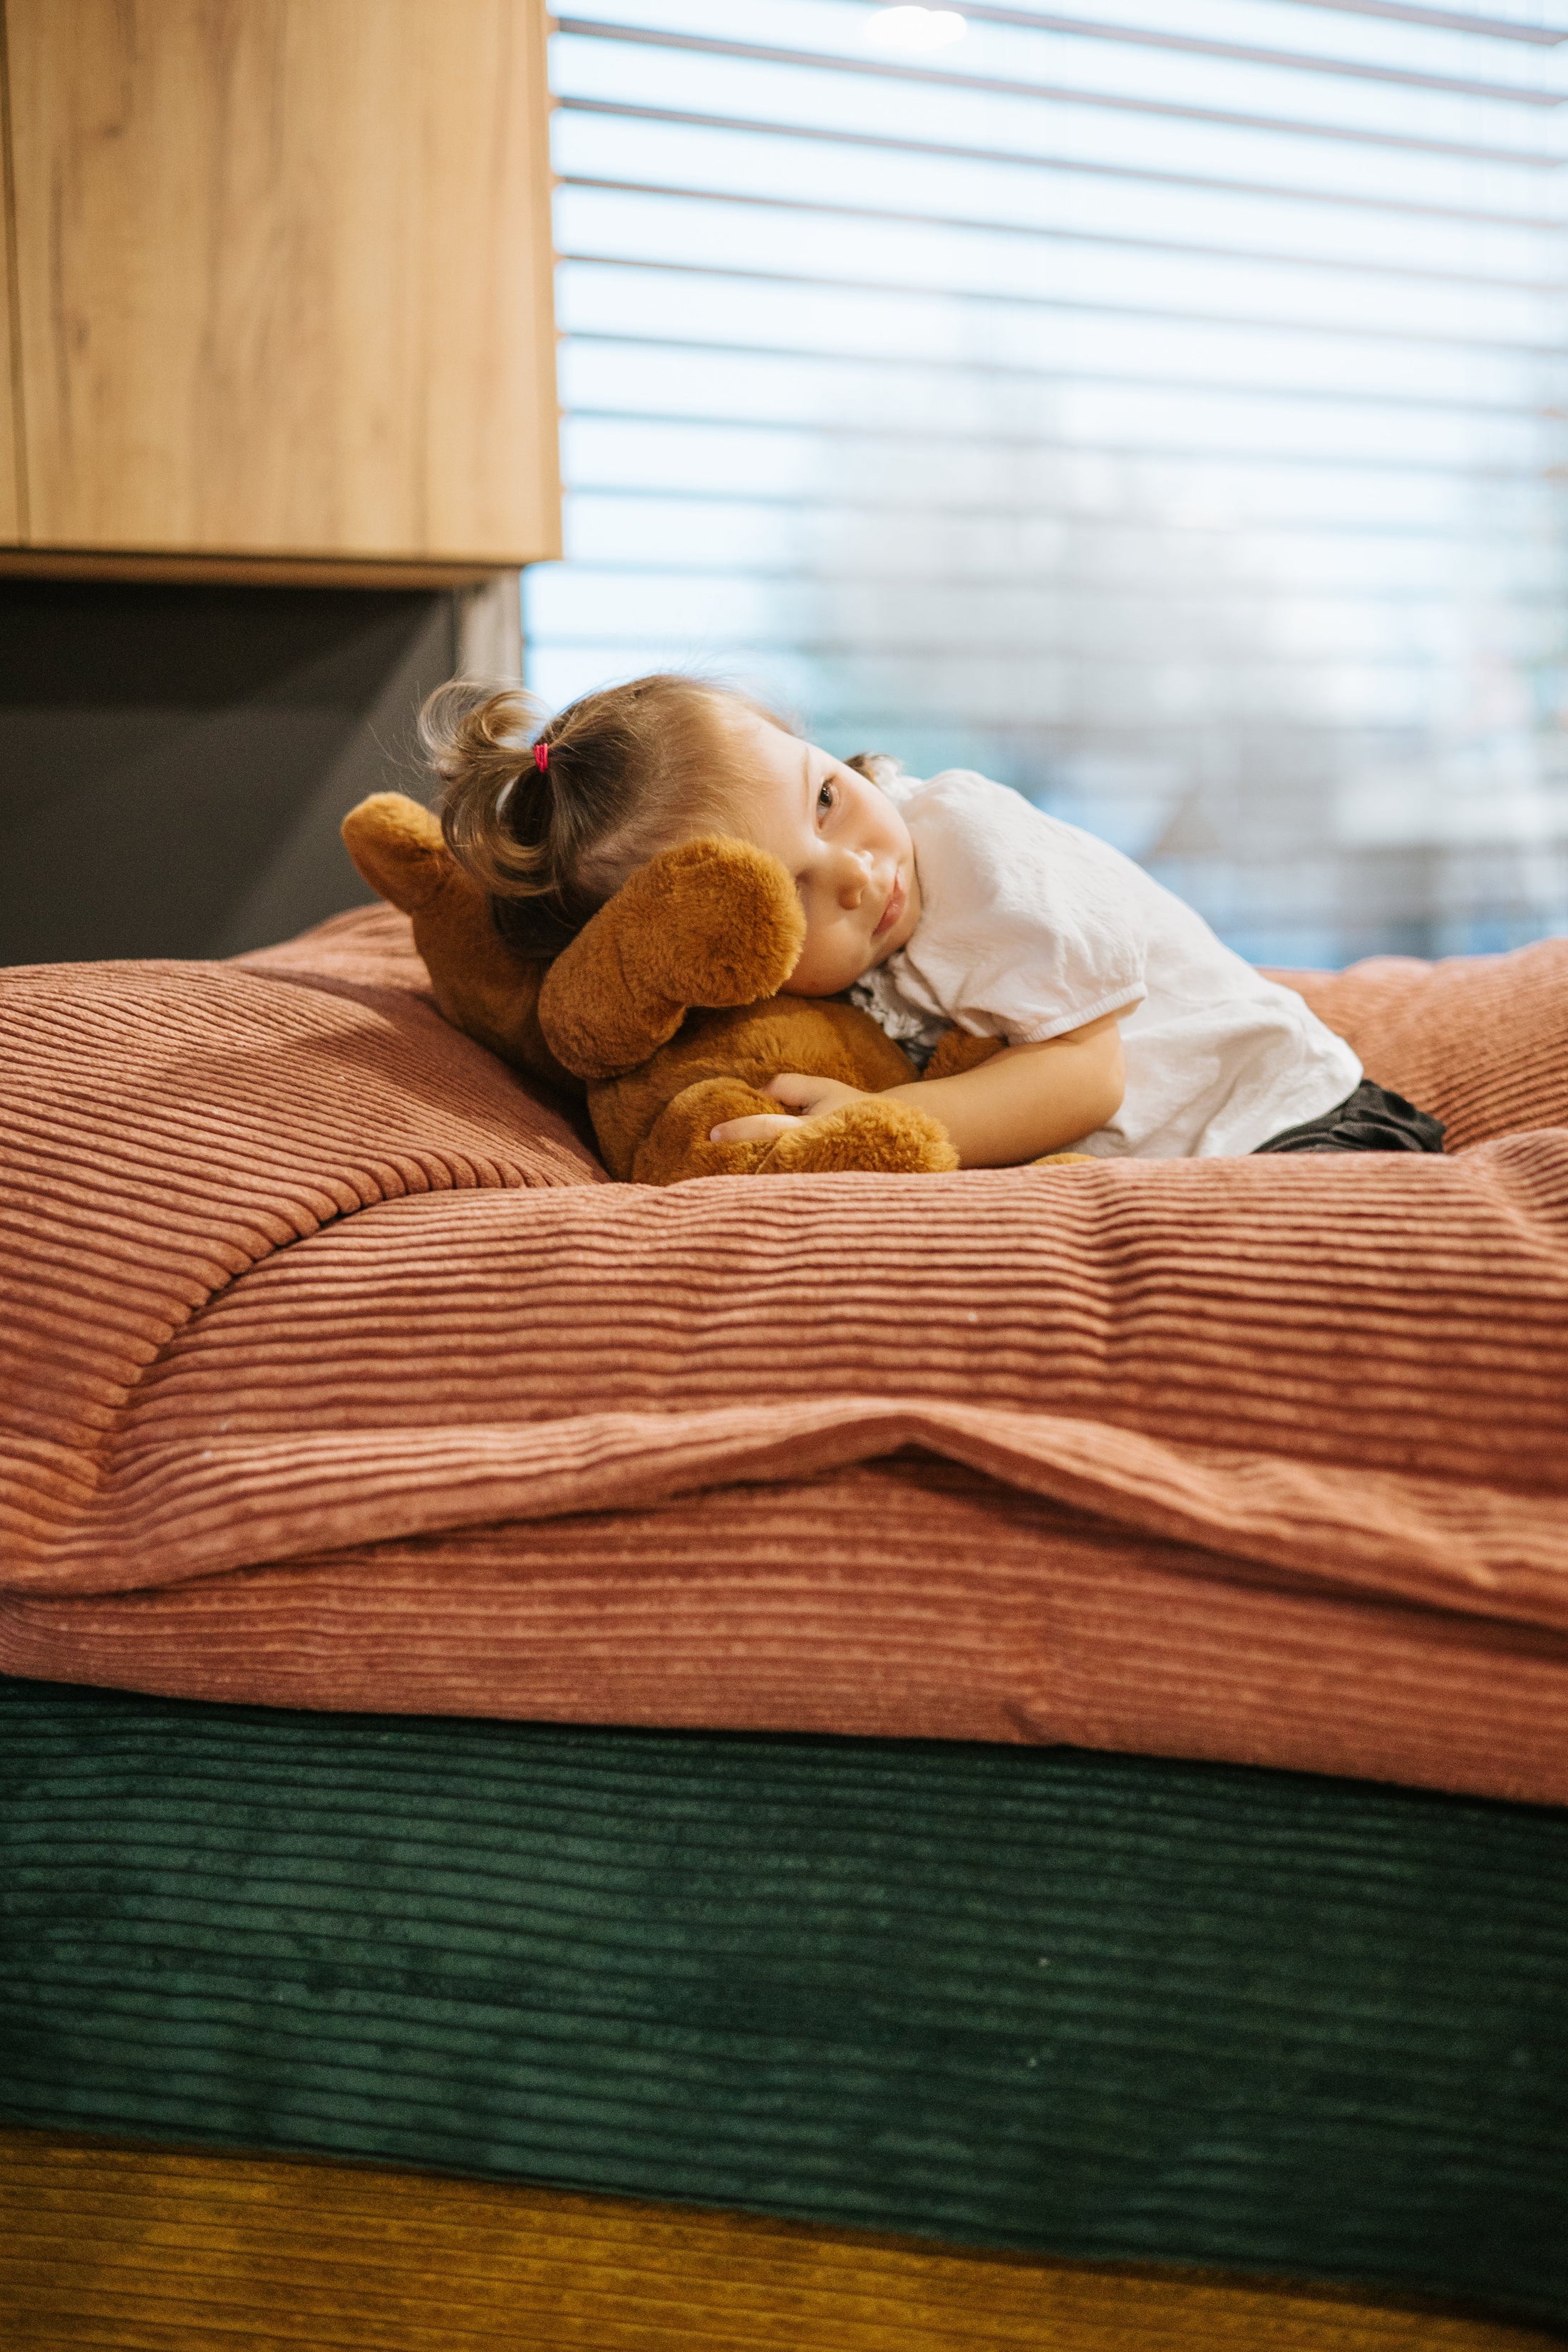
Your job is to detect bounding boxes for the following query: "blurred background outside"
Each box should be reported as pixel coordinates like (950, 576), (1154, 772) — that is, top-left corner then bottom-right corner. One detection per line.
(525, 0), (1568, 965)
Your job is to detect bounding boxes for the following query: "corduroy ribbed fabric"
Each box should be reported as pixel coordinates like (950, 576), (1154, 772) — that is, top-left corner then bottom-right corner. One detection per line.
(1276, 942), (1568, 1155)
(2, 1679), (1566, 2326)
(7, 1460), (1568, 1800)
(3, 912), (1567, 1798)
(2, 2130), (1557, 2352)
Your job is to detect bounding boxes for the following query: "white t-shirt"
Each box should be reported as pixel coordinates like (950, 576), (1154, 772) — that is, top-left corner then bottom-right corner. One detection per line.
(848, 769), (1361, 1160)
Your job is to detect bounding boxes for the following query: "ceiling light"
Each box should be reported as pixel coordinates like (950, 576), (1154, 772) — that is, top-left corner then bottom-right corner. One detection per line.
(862, 6), (969, 53)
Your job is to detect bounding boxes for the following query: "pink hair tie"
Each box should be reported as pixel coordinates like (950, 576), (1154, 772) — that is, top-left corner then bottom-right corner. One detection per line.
(533, 740), (550, 773)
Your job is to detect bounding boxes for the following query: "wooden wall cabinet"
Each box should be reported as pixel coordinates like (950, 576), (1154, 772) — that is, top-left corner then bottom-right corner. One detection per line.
(0, 0), (560, 584)
(0, 138), (19, 546)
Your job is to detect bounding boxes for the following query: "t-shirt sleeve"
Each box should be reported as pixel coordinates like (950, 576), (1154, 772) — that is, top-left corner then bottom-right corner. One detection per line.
(893, 773), (1148, 1043)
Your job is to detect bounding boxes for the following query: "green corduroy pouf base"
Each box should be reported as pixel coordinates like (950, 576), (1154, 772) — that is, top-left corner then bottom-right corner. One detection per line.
(1, 1675), (1564, 2328)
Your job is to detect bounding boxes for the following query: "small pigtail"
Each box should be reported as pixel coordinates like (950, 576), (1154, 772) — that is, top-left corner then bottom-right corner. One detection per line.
(421, 682), (556, 897)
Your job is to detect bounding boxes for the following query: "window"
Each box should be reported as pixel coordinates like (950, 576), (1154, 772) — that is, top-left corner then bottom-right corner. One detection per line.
(527, 0), (1568, 961)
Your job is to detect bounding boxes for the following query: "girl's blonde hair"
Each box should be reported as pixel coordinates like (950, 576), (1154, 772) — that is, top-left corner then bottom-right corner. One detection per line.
(420, 672), (785, 957)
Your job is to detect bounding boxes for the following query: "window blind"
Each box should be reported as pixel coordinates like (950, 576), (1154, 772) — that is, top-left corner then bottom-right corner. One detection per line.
(525, 0), (1568, 961)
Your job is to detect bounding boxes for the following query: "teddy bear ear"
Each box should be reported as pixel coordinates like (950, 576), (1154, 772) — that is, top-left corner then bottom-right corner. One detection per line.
(341, 791), (579, 1095)
(340, 793), (449, 914)
(539, 835), (808, 1082)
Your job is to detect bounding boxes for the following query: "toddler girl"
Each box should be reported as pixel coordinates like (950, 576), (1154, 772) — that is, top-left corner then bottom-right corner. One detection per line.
(425, 673), (1443, 1168)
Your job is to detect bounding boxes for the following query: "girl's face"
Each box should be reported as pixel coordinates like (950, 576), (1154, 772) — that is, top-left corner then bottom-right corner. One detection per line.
(716, 711), (922, 995)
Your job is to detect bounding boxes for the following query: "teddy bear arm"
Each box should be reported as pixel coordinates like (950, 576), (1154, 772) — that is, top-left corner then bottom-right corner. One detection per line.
(759, 1096), (958, 1177)
(630, 1076), (786, 1186)
(628, 1076), (958, 1185)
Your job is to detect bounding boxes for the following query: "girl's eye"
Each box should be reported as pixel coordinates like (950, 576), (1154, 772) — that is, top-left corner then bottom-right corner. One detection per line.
(817, 780), (835, 818)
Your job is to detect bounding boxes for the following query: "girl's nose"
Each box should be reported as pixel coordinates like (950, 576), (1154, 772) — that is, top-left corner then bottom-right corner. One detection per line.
(837, 852), (872, 910)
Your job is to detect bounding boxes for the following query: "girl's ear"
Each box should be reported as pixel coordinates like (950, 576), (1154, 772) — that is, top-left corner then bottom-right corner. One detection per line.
(537, 835), (807, 1081)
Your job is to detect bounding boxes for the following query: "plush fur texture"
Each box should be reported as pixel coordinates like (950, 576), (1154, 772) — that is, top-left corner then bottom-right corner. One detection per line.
(341, 795), (961, 1183)
(341, 794), (575, 1096)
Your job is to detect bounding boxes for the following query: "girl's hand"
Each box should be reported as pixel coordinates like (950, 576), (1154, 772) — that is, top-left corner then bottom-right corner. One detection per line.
(707, 1016), (1124, 1162)
(710, 1072), (868, 1143)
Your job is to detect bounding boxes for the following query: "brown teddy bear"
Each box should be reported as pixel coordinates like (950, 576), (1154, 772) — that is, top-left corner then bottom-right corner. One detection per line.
(340, 792), (1004, 1183)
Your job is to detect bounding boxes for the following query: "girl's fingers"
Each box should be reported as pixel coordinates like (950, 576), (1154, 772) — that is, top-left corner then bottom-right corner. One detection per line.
(766, 1072), (828, 1108)
(710, 1113), (801, 1144)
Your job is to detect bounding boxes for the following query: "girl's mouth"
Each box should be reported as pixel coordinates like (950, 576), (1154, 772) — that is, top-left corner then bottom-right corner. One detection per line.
(873, 870), (906, 939)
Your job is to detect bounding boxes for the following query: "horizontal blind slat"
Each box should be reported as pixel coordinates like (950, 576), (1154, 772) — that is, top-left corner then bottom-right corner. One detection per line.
(554, 21), (1567, 163)
(1277, 1), (1564, 43)
(557, 169), (1565, 296)
(558, 263), (1563, 405)
(561, 492), (1568, 590)
(569, 0), (1568, 82)
(555, 36), (1564, 212)
(562, 400), (1562, 481)
(562, 326), (1561, 428)
(557, 96), (1568, 232)
(926, 2), (1565, 100)
(554, 219), (1564, 355)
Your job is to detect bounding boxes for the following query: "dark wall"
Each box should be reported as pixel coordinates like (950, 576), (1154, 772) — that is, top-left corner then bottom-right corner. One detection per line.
(0, 581), (461, 964)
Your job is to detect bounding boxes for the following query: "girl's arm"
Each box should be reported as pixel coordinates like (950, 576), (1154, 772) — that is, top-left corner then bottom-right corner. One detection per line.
(711, 1013), (1125, 1168)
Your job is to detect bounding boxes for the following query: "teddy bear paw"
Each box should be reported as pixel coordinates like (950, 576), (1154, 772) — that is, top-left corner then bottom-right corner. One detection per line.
(760, 1098), (959, 1177)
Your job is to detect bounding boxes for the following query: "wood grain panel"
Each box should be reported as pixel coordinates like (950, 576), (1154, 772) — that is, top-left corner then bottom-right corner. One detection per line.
(6, 0), (560, 563)
(0, 220), (19, 547)
(0, 0), (21, 543)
